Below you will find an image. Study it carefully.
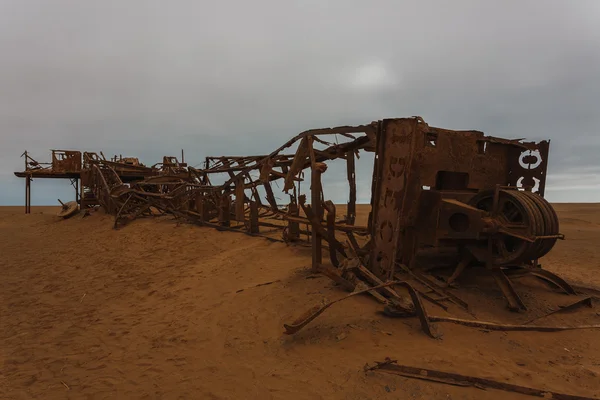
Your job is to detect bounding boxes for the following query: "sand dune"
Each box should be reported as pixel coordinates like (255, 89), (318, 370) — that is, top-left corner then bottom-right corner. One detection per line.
(1, 204), (600, 399)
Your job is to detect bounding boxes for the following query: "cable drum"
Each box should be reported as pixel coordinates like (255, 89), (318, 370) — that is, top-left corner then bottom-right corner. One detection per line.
(468, 189), (560, 265)
(520, 191), (560, 259)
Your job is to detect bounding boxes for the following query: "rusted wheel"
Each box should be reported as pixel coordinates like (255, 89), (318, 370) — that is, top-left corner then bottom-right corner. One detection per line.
(468, 189), (538, 265)
(57, 201), (79, 219)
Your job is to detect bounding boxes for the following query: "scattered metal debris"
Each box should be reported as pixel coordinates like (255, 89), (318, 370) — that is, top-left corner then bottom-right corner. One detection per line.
(236, 280), (282, 293)
(284, 260), (599, 337)
(365, 358), (598, 400)
(56, 199), (79, 219)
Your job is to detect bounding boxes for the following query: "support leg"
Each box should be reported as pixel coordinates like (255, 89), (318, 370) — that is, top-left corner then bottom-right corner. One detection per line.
(311, 168), (323, 272)
(444, 253), (473, 287)
(491, 268), (527, 311)
(249, 201), (259, 234)
(25, 175), (31, 214)
(235, 179), (245, 222)
(287, 202), (300, 241)
(75, 178), (80, 204)
(219, 194), (231, 227)
(346, 151), (356, 225)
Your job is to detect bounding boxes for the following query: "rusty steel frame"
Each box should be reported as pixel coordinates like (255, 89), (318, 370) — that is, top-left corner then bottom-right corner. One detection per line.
(16, 116), (581, 334)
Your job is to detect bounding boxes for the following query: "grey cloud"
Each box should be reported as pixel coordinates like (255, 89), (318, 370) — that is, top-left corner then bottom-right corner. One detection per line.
(1, 0), (599, 205)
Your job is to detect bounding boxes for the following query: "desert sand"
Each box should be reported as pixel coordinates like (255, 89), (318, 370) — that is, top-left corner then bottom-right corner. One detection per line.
(1, 204), (600, 399)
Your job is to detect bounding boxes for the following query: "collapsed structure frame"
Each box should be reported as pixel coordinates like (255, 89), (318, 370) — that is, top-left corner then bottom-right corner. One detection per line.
(16, 116), (574, 331)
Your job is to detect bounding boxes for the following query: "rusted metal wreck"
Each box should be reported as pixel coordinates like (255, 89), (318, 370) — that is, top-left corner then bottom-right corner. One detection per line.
(17, 116), (587, 336)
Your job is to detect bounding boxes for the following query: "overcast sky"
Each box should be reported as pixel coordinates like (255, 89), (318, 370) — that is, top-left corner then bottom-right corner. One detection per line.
(1, 0), (599, 206)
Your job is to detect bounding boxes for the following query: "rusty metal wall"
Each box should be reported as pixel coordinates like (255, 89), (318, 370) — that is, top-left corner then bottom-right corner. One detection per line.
(368, 117), (552, 278)
(369, 118), (420, 279)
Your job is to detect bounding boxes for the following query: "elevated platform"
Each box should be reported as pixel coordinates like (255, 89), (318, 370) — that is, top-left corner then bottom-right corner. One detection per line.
(14, 170), (155, 182)
(14, 171), (80, 179)
(14, 149), (159, 213)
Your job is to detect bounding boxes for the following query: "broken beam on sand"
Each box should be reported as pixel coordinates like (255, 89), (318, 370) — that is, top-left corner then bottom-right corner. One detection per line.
(283, 280), (437, 338)
(427, 316), (600, 332)
(283, 281), (406, 335)
(524, 297), (593, 325)
(365, 358), (598, 400)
